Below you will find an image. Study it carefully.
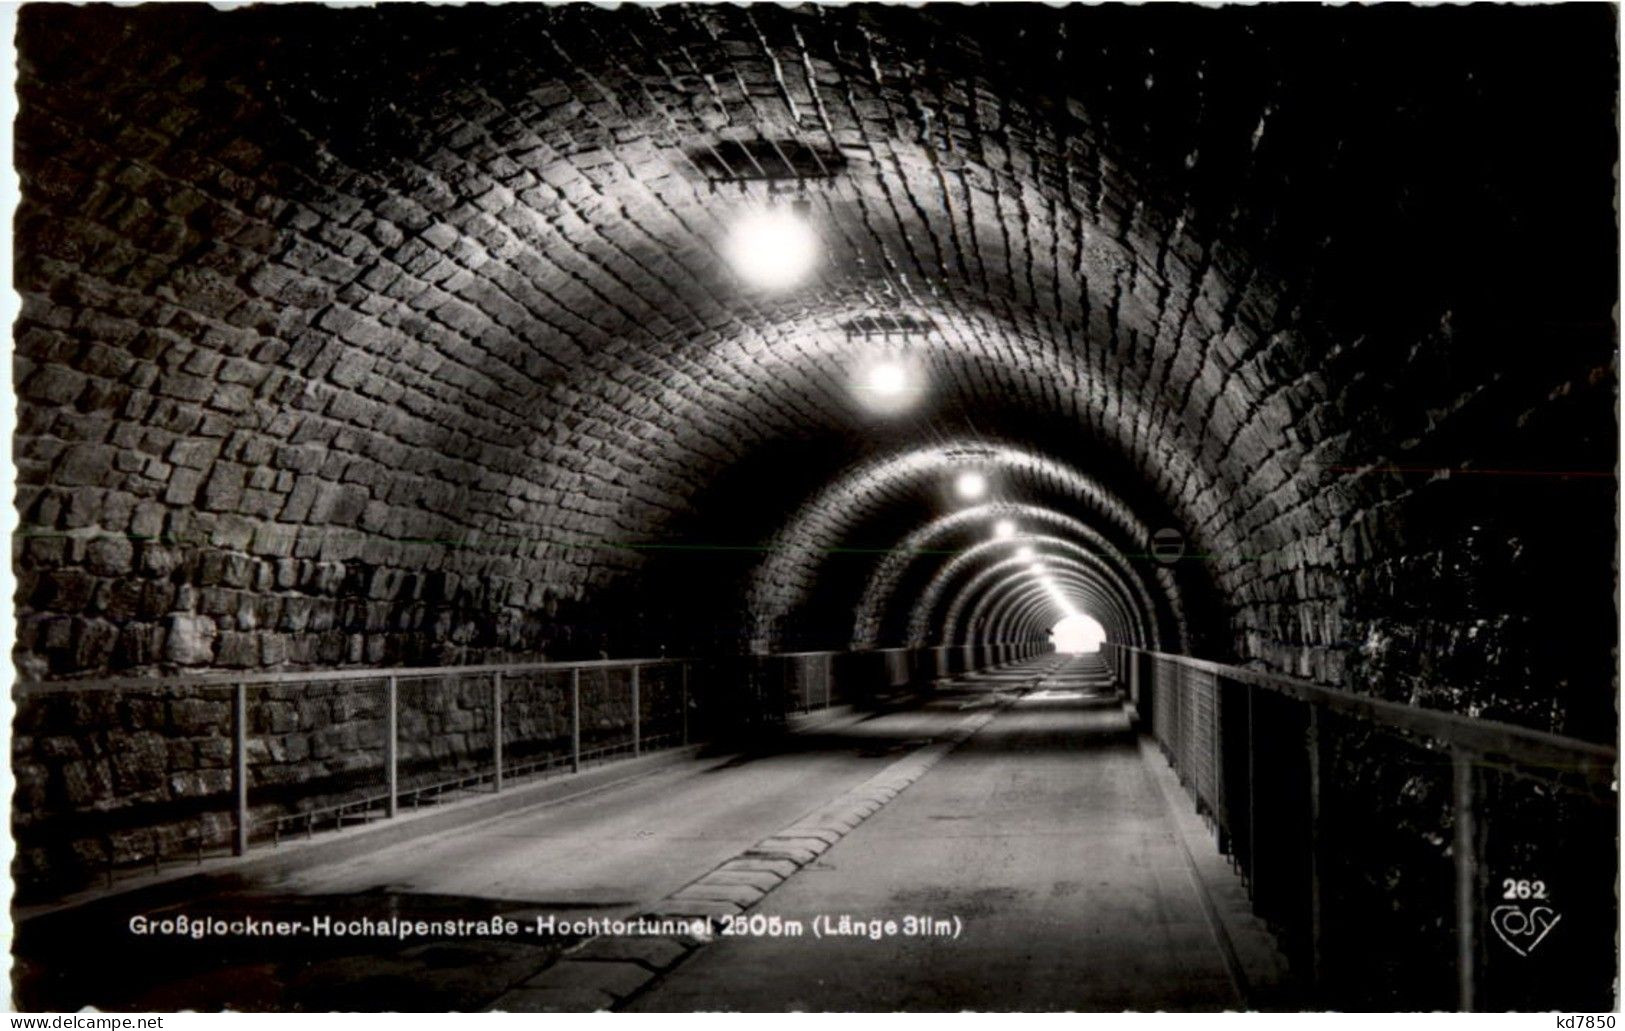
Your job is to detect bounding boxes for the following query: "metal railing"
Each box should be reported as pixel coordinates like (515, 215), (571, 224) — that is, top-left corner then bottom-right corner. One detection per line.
(1104, 642), (1617, 1011)
(13, 658), (692, 887)
(13, 640), (1046, 900)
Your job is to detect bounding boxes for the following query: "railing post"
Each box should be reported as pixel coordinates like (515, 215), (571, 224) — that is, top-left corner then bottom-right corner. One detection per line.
(680, 661), (689, 746)
(385, 675), (398, 819)
(232, 683), (248, 856)
(1213, 672), (1225, 832)
(571, 667), (582, 773)
(630, 665), (641, 757)
(492, 671), (504, 792)
(1246, 682), (1257, 898)
(1307, 704), (1325, 994)
(1452, 746), (1479, 1012)
(1155, 657), (1166, 744)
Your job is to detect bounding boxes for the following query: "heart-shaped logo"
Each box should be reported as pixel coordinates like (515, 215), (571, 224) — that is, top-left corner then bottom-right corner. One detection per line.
(1490, 904), (1562, 957)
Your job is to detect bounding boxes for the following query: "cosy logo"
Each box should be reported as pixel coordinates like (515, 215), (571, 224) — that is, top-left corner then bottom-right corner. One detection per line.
(1489, 904), (1562, 957)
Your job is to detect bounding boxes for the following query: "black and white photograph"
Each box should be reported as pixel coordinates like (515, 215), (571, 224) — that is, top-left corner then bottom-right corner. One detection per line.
(5, 0), (1620, 1015)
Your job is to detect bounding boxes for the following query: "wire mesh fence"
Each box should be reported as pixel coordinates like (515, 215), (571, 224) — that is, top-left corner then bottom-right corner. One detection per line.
(1106, 642), (1617, 1011)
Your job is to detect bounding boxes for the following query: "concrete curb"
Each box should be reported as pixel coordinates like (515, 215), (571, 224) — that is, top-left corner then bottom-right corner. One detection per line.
(1135, 734), (1296, 1010)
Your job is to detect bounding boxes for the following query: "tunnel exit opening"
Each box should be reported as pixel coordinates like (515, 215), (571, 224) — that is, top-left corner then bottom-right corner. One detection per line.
(1049, 613), (1106, 654)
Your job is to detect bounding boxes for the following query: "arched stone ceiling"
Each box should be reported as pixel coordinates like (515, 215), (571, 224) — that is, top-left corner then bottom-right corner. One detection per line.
(13, 4), (1616, 747)
(909, 538), (1144, 648)
(959, 562), (1138, 650)
(851, 501), (1171, 650)
(985, 572), (1119, 643)
(938, 543), (1147, 650)
(743, 440), (1163, 643)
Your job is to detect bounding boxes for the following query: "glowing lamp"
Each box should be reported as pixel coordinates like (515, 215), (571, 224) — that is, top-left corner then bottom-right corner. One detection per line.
(723, 207), (820, 291)
(868, 360), (908, 397)
(954, 470), (988, 501)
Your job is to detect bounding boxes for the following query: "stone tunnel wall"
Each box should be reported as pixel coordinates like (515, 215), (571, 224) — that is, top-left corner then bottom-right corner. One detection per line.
(14, 5), (679, 680)
(15, 5), (1613, 724)
(16, 5), (1114, 678)
(10, 3), (1616, 823)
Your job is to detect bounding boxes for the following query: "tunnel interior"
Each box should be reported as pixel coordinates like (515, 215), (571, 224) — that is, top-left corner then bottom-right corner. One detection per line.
(7, 2), (1618, 1012)
(15, 4), (1616, 726)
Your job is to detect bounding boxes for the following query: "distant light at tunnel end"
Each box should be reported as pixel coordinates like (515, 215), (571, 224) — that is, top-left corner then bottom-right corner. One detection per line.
(1051, 613), (1106, 654)
(954, 470), (988, 500)
(723, 207), (821, 291)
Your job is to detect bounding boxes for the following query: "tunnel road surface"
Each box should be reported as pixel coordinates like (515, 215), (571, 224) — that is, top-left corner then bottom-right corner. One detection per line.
(17, 656), (1265, 1012)
(623, 655), (1245, 1011)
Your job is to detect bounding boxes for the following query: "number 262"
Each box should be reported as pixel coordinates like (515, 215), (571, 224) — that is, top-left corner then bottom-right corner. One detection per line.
(1502, 878), (1547, 900)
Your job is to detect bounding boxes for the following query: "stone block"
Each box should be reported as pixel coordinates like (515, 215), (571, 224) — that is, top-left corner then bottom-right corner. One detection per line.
(85, 536), (134, 576)
(54, 444), (116, 486)
(165, 612), (216, 665)
(214, 630), (258, 667)
(672, 881), (765, 906)
(490, 986), (614, 1013)
(569, 936), (690, 972)
(201, 463), (248, 512)
(72, 618), (119, 669)
(169, 697), (229, 735)
(58, 758), (115, 807)
(108, 732), (167, 794)
(163, 466), (204, 505)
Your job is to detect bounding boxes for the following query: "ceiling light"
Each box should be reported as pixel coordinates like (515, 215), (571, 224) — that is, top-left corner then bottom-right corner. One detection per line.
(852, 356), (923, 416)
(954, 470), (987, 501)
(993, 519), (1016, 540)
(868, 360), (908, 397)
(1016, 545), (1035, 561)
(723, 206), (821, 291)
